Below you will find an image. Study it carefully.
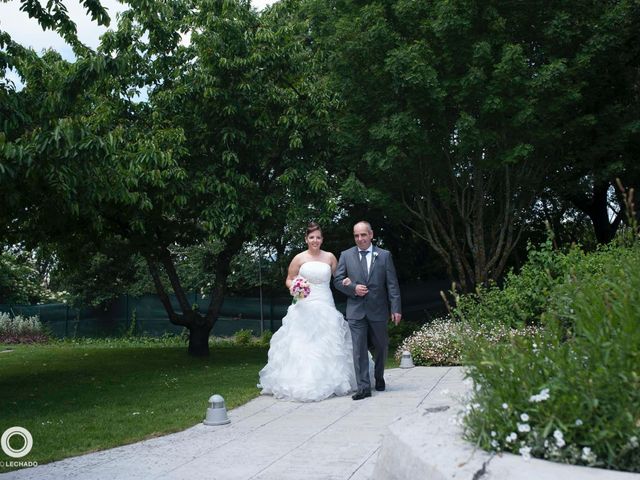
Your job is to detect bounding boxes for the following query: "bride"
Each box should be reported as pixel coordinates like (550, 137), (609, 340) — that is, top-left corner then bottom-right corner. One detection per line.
(258, 222), (357, 402)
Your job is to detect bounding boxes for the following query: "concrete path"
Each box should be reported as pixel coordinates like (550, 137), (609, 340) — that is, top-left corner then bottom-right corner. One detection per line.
(0, 367), (466, 480)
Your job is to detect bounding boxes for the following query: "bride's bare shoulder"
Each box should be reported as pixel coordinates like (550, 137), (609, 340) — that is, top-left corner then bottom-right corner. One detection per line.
(289, 252), (306, 267)
(324, 251), (337, 261)
(321, 251), (338, 267)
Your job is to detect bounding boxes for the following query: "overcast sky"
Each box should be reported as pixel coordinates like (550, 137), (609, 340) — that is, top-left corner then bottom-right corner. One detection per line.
(0, 0), (275, 59)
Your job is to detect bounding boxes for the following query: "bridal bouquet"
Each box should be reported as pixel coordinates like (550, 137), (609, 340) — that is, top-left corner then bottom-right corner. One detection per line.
(290, 276), (311, 303)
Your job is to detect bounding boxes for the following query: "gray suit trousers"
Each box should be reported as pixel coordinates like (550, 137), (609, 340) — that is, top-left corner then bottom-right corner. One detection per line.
(348, 316), (388, 391)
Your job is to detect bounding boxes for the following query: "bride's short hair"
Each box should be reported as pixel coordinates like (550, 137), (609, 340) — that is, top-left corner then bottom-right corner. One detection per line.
(306, 222), (322, 237)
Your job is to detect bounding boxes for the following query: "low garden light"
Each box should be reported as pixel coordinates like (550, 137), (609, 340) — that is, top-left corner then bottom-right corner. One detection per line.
(399, 350), (415, 369)
(203, 394), (230, 426)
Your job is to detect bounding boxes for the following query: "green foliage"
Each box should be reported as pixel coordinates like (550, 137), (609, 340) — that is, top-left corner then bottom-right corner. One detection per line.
(395, 317), (540, 367)
(4, 0), (639, 355)
(305, 0), (549, 289)
(452, 237), (583, 328)
(303, 0), (640, 288)
(387, 319), (421, 352)
(395, 318), (465, 366)
(50, 250), (151, 307)
(259, 329), (273, 347)
(2, 0), (341, 355)
(233, 328), (254, 346)
(0, 249), (49, 304)
(463, 242), (640, 472)
(0, 312), (49, 343)
(12, 0), (110, 52)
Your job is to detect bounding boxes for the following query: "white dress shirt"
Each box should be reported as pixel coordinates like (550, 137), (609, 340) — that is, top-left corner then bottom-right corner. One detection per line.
(359, 245), (373, 273)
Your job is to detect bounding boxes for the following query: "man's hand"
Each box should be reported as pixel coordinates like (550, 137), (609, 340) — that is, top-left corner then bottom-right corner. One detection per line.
(355, 284), (369, 296)
(391, 313), (402, 325)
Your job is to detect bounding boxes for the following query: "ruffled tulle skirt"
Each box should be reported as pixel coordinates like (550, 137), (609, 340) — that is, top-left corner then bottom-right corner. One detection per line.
(258, 298), (357, 402)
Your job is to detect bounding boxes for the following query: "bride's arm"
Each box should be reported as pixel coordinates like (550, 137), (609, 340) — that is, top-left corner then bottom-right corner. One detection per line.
(285, 256), (302, 291)
(329, 253), (338, 275)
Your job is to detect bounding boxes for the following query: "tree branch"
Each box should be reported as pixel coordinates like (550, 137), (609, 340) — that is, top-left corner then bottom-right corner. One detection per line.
(145, 255), (187, 327)
(159, 246), (192, 315)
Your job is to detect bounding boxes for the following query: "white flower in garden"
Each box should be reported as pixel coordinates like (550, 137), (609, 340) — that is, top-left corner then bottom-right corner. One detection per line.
(502, 403), (509, 409)
(529, 388), (550, 403)
(553, 429), (565, 448)
(491, 439), (499, 449)
(518, 423), (531, 433)
(491, 431), (497, 437)
(519, 446), (532, 460)
(629, 436), (639, 448)
(520, 413), (530, 422)
(506, 432), (518, 443)
(581, 447), (597, 463)
(575, 419), (583, 426)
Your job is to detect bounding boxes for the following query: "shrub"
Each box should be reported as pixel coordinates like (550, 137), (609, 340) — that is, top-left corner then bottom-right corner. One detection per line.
(0, 312), (50, 344)
(396, 317), (540, 366)
(462, 243), (640, 472)
(452, 238), (586, 329)
(258, 329), (273, 346)
(233, 328), (254, 345)
(56, 332), (190, 347)
(388, 319), (422, 351)
(395, 318), (465, 366)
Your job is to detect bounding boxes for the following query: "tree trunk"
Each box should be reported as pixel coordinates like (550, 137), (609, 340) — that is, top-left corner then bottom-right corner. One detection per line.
(403, 161), (529, 292)
(569, 180), (622, 244)
(187, 312), (213, 357)
(195, 233), (246, 356)
(145, 232), (246, 357)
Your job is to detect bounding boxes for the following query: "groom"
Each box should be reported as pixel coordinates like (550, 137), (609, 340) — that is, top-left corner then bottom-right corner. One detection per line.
(334, 221), (402, 400)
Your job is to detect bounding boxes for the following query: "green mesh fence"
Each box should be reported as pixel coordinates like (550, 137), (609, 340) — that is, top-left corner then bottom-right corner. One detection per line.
(1, 294), (292, 338)
(0, 280), (447, 339)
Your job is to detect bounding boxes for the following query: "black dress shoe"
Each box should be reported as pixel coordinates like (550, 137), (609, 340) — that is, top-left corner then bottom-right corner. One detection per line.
(352, 389), (372, 400)
(375, 380), (385, 392)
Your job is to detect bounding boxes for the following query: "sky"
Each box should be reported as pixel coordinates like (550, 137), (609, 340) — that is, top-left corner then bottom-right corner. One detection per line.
(0, 0), (275, 58)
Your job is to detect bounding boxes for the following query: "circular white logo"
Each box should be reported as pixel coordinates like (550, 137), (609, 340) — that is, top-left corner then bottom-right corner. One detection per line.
(1, 427), (33, 458)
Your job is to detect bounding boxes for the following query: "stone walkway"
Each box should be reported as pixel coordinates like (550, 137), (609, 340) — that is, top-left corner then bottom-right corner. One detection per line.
(0, 367), (466, 480)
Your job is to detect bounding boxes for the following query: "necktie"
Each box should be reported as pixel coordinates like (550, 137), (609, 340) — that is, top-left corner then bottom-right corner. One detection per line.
(359, 250), (369, 278)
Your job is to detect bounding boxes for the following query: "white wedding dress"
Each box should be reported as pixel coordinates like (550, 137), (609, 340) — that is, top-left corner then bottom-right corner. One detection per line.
(258, 261), (358, 402)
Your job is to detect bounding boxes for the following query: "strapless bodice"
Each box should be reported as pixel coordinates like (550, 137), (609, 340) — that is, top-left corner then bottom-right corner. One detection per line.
(299, 261), (331, 285)
(297, 261), (333, 305)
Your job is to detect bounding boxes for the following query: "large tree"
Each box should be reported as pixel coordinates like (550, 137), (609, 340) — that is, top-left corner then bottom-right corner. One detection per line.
(307, 0), (543, 291)
(1, 0), (337, 355)
(523, 0), (640, 243)
(306, 0), (640, 290)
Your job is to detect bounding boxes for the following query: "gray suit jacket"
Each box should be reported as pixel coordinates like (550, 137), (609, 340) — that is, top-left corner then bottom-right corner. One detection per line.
(333, 246), (401, 322)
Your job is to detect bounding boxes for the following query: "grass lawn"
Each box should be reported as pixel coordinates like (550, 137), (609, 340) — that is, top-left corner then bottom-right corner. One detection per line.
(0, 341), (268, 472)
(0, 339), (400, 472)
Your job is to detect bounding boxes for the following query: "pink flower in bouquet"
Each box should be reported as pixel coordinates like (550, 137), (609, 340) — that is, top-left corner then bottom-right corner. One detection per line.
(290, 276), (311, 303)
